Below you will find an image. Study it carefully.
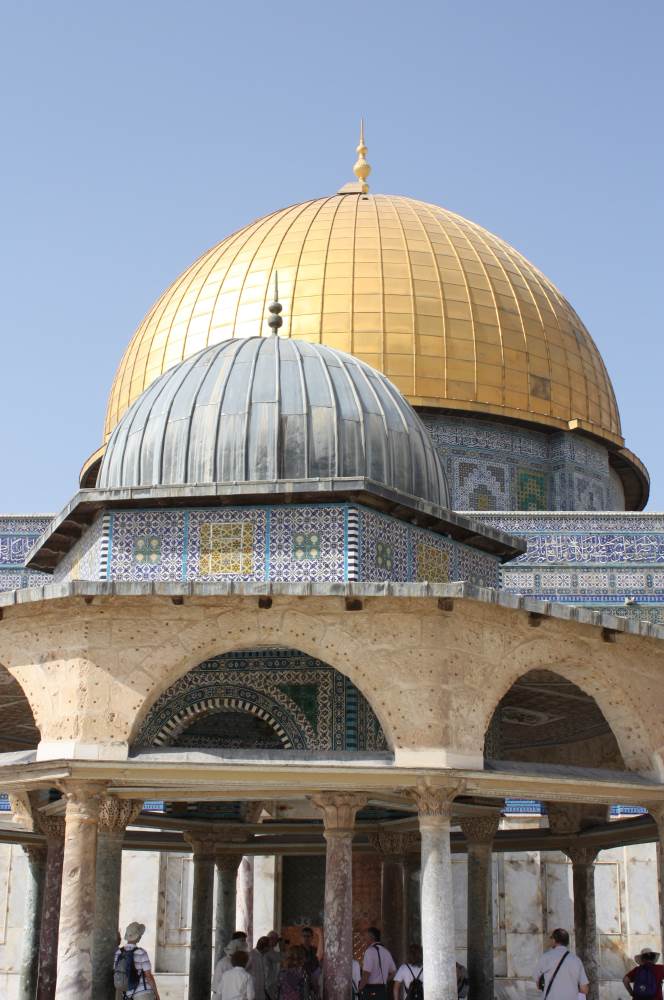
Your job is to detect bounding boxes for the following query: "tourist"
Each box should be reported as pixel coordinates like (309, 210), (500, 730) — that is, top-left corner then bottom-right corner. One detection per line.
(213, 934), (253, 998)
(301, 926), (323, 994)
(353, 958), (362, 998)
(277, 945), (310, 1000)
(624, 948), (664, 1000)
(534, 929), (589, 1000)
(250, 936), (271, 1000)
(392, 944), (423, 1000)
(264, 931), (285, 1000)
(220, 950), (256, 1000)
(113, 921), (160, 1000)
(359, 927), (396, 1000)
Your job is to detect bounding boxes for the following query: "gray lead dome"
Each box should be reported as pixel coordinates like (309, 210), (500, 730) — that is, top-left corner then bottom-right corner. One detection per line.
(98, 336), (450, 508)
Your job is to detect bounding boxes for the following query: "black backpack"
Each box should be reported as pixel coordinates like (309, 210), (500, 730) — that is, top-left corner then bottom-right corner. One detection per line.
(405, 966), (423, 1000)
(633, 965), (659, 1000)
(113, 947), (143, 994)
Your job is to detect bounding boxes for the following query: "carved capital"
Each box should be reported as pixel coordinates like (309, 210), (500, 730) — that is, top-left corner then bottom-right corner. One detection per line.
(310, 793), (367, 834)
(565, 843), (600, 867)
(184, 831), (219, 859)
(459, 815), (500, 845)
(413, 784), (463, 822)
(98, 798), (143, 834)
(22, 843), (47, 866)
(369, 829), (418, 859)
(57, 781), (108, 823)
(215, 852), (243, 874)
(36, 813), (65, 843)
(9, 792), (34, 832)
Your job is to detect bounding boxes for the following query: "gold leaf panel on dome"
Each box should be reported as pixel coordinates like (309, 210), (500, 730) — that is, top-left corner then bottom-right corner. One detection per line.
(105, 193), (623, 450)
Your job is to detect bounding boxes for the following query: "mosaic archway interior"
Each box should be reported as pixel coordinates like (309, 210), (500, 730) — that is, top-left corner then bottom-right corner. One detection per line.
(135, 648), (388, 752)
(484, 668), (625, 770)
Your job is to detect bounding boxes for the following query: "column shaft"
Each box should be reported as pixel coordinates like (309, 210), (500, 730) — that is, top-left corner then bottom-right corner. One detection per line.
(237, 855), (255, 945)
(460, 816), (499, 1000)
(186, 836), (216, 1000)
(36, 817), (65, 1000)
(381, 856), (407, 965)
(54, 782), (105, 1000)
(569, 848), (599, 1000)
(417, 790), (458, 1000)
(91, 830), (124, 1000)
(19, 845), (47, 1000)
(215, 855), (241, 966)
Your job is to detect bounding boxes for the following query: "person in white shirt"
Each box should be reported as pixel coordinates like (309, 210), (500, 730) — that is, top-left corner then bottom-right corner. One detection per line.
(213, 935), (252, 999)
(353, 959), (362, 997)
(221, 951), (256, 1000)
(113, 921), (160, 1000)
(359, 928), (396, 1000)
(393, 945), (423, 1000)
(534, 928), (589, 1000)
(250, 936), (271, 1000)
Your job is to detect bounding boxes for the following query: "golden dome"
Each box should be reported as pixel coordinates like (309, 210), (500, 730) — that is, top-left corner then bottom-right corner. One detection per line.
(105, 192), (624, 454)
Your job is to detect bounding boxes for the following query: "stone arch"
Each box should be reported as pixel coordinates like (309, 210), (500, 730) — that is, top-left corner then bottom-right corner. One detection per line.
(131, 645), (388, 753)
(474, 635), (653, 773)
(0, 658), (39, 751)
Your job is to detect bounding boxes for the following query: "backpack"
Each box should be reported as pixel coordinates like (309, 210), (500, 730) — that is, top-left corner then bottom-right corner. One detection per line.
(113, 947), (143, 994)
(405, 966), (423, 1000)
(633, 965), (659, 1000)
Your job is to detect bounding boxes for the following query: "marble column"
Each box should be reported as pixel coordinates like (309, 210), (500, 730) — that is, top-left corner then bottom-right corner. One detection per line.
(566, 844), (600, 1000)
(215, 853), (242, 965)
(459, 816), (500, 1000)
(36, 815), (66, 1000)
(415, 787), (459, 1000)
(54, 781), (106, 1000)
(650, 807), (664, 952)
(312, 793), (367, 1000)
(237, 855), (255, 945)
(92, 799), (143, 1000)
(185, 832), (217, 1000)
(372, 830), (414, 965)
(19, 844), (47, 1000)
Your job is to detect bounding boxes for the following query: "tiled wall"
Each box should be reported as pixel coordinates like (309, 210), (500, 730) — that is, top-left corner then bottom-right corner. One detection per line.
(0, 515), (52, 591)
(472, 512), (664, 623)
(421, 414), (623, 511)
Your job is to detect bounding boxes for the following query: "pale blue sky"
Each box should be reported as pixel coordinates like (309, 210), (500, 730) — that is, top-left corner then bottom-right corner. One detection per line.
(1, 1), (662, 511)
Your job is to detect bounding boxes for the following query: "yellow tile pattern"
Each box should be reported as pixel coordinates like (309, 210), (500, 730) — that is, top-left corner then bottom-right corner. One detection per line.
(416, 543), (450, 584)
(199, 522), (254, 575)
(105, 193), (622, 446)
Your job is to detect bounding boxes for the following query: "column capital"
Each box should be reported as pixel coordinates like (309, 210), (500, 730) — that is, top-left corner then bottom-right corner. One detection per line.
(565, 843), (600, 867)
(414, 784), (463, 822)
(649, 804), (664, 832)
(22, 843), (47, 866)
(369, 829), (419, 859)
(459, 815), (500, 845)
(184, 830), (219, 859)
(215, 852), (243, 872)
(310, 792), (367, 833)
(98, 798), (143, 834)
(9, 791), (35, 832)
(36, 813), (66, 843)
(57, 780), (109, 822)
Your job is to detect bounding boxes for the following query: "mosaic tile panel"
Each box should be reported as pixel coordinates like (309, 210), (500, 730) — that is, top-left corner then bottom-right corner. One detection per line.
(53, 513), (106, 583)
(516, 468), (548, 511)
(269, 505), (346, 582)
(187, 508), (266, 582)
(0, 516), (55, 593)
(135, 648), (388, 752)
(357, 508), (409, 581)
(456, 543), (500, 588)
(109, 510), (186, 582)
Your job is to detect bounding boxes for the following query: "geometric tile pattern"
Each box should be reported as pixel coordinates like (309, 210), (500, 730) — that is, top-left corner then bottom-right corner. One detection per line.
(269, 505), (346, 582)
(135, 648), (388, 752)
(516, 468), (548, 511)
(0, 515), (54, 593)
(187, 508), (266, 582)
(109, 510), (185, 582)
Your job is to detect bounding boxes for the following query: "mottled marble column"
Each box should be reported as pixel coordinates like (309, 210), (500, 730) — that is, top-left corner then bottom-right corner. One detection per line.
(312, 793), (367, 1000)
(371, 830), (415, 966)
(567, 844), (600, 1000)
(19, 844), (47, 1000)
(92, 799), (143, 1000)
(185, 832), (217, 1000)
(36, 815), (65, 1000)
(237, 855), (255, 945)
(215, 853), (242, 965)
(460, 815), (500, 1000)
(54, 782), (106, 1000)
(415, 788), (459, 1000)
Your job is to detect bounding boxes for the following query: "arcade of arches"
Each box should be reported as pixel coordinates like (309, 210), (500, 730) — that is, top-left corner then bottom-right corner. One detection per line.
(0, 590), (664, 1000)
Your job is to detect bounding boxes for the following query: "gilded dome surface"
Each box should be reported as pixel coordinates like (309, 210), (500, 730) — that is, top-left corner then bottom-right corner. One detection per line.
(98, 336), (450, 508)
(105, 192), (623, 450)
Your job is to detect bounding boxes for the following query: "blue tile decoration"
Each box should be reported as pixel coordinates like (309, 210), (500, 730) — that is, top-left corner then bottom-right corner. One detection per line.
(269, 505), (346, 582)
(357, 509), (409, 582)
(0, 515), (55, 593)
(135, 648), (388, 752)
(187, 508), (267, 582)
(108, 510), (186, 582)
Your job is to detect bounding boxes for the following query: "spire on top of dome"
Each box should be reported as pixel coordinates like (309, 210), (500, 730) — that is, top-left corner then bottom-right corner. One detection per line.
(267, 272), (283, 336)
(353, 118), (371, 193)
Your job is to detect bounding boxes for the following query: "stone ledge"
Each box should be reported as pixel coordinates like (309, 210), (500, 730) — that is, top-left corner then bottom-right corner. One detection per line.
(1, 578), (662, 640)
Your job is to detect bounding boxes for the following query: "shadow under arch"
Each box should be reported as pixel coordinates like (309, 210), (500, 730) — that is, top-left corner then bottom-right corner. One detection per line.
(131, 647), (389, 754)
(482, 661), (646, 773)
(0, 659), (39, 752)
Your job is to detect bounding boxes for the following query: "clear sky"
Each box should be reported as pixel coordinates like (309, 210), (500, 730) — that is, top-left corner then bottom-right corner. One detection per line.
(1, 1), (662, 512)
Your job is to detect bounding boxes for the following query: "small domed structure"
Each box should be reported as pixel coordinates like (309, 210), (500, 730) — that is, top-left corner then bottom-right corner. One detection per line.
(98, 335), (450, 509)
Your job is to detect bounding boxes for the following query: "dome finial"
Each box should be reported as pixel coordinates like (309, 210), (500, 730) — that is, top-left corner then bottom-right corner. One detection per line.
(353, 118), (371, 194)
(267, 271), (283, 336)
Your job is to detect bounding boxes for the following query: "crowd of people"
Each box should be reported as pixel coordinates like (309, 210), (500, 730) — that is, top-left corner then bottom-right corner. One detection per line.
(113, 918), (664, 1000)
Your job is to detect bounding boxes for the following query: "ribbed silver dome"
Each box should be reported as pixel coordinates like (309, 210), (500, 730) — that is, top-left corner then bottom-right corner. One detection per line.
(98, 337), (450, 507)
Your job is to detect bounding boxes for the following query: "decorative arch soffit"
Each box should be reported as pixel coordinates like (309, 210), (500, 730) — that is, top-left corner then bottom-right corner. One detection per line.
(150, 697), (295, 749)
